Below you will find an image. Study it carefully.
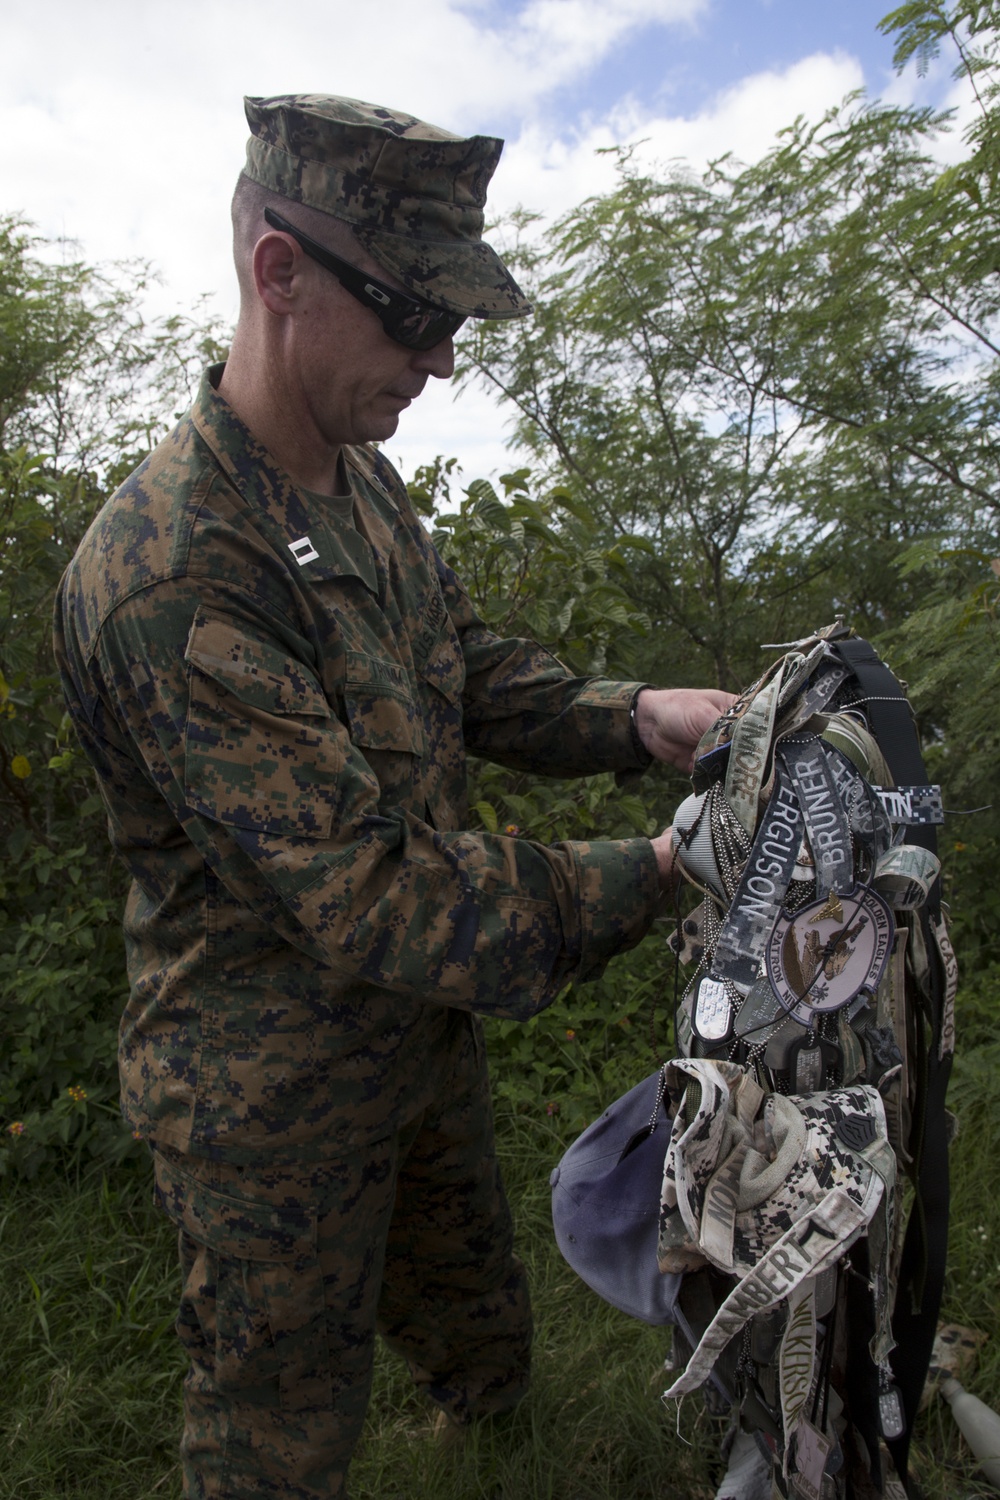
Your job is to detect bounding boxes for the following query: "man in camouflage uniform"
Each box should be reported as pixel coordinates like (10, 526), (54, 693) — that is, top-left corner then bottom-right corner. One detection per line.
(54, 95), (730, 1498)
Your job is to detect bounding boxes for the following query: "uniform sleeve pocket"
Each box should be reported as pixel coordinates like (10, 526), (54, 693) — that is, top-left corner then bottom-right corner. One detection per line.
(184, 608), (341, 838)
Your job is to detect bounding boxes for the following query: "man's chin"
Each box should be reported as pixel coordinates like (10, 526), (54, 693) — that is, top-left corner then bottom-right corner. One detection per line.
(355, 412), (402, 444)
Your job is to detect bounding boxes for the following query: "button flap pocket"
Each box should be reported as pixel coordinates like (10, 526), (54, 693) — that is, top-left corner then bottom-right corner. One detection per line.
(344, 652), (424, 755)
(154, 1151), (316, 1261)
(184, 611), (340, 836)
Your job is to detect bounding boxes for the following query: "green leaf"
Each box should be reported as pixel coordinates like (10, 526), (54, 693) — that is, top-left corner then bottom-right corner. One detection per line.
(473, 800), (499, 833)
(6, 825), (32, 862)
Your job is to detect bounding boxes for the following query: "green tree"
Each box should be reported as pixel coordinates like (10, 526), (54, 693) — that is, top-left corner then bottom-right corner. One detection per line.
(461, 51), (995, 666)
(408, 458), (680, 1132)
(460, 172), (827, 690)
(468, 131), (962, 658)
(865, 2), (1000, 969)
(409, 458), (665, 846)
(458, 4), (1000, 964)
(0, 217), (226, 1175)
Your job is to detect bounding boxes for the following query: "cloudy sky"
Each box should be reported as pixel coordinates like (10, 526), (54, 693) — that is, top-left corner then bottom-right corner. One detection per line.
(2, 0), (972, 482)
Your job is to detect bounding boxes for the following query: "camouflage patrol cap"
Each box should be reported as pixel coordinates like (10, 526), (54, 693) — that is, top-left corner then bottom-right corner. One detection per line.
(243, 94), (530, 320)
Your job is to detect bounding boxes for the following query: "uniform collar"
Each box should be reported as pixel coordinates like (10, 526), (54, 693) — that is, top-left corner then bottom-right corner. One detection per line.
(191, 364), (379, 595)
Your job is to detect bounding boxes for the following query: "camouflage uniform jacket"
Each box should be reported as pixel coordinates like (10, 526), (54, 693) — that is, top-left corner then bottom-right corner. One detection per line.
(54, 368), (660, 1162)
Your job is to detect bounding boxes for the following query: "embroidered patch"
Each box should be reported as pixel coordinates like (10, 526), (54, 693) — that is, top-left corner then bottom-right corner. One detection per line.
(766, 886), (894, 1027)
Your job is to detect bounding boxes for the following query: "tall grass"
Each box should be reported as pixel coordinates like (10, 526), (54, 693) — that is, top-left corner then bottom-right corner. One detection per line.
(3, 974), (999, 1499)
(0, 1168), (182, 1499)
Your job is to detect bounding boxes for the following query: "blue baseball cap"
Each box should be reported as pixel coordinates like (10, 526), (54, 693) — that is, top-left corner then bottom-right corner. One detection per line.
(550, 1069), (683, 1326)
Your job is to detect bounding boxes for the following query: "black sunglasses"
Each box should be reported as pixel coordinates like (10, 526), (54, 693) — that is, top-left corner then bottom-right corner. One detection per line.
(263, 206), (466, 351)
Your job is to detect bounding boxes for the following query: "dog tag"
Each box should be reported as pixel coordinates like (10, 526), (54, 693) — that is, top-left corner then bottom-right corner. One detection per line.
(813, 1268), (837, 1319)
(734, 976), (785, 1040)
(787, 1034), (840, 1093)
(750, 1306), (786, 1363)
(763, 1013), (811, 1069)
(693, 976), (733, 1042)
(879, 1383), (906, 1441)
(791, 1420), (834, 1500)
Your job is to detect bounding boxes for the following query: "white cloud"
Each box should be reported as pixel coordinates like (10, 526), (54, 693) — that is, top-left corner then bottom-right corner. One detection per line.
(1, 0), (708, 169)
(497, 0), (705, 88)
(0, 0), (713, 319)
(0, 1), (886, 481)
(492, 50), (866, 225)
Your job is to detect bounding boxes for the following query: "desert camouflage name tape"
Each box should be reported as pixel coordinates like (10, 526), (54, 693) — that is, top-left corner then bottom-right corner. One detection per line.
(779, 1282), (818, 1473)
(663, 1188), (872, 1400)
(725, 671), (782, 835)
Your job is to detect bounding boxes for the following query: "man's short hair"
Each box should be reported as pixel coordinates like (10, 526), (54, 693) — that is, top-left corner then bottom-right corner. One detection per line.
(229, 172), (361, 303)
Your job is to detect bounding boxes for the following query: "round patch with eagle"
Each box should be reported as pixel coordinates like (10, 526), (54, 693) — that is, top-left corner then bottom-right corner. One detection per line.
(765, 886), (894, 1027)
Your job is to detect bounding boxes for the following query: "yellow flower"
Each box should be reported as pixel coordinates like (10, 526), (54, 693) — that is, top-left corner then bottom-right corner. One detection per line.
(67, 1085), (88, 1103)
(565, 1029), (576, 1040)
(7, 1121), (25, 1136)
(504, 823), (520, 836)
(11, 755), (31, 779)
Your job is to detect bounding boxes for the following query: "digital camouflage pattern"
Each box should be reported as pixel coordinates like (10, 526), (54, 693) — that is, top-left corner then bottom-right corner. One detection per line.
(243, 94), (530, 318)
(53, 366), (659, 1162)
(155, 1010), (531, 1497)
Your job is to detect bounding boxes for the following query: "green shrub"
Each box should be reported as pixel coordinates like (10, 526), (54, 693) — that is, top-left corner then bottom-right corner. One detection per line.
(485, 929), (679, 1137)
(0, 215), (226, 1178)
(0, 835), (137, 1179)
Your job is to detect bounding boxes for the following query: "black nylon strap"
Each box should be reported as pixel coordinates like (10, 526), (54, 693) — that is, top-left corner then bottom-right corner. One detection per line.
(830, 635), (951, 1495)
(832, 639), (936, 861)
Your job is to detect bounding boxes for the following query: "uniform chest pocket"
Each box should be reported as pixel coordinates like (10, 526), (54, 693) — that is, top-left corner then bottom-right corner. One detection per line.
(342, 652), (425, 751)
(343, 654), (425, 810)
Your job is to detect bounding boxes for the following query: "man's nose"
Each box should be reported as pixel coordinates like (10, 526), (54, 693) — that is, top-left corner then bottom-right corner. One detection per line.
(413, 336), (456, 380)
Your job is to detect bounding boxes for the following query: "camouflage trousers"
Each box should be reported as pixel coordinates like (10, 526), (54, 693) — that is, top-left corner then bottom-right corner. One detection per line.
(152, 1015), (532, 1499)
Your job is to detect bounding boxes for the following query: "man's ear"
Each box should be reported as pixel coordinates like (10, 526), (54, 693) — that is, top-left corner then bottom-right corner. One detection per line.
(252, 231), (300, 315)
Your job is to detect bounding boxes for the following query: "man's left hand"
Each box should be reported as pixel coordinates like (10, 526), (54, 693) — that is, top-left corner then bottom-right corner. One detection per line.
(634, 687), (735, 772)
